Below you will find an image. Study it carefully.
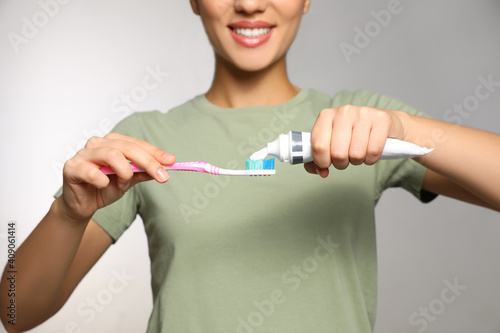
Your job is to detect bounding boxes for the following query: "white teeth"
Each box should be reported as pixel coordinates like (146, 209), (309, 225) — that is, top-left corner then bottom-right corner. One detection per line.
(233, 27), (271, 38)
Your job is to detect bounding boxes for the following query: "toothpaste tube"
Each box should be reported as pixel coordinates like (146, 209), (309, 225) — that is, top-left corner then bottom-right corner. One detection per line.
(250, 131), (434, 165)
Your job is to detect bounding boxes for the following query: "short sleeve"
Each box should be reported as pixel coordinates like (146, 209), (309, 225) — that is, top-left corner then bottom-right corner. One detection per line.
(90, 189), (138, 242)
(54, 114), (143, 242)
(331, 89), (438, 203)
(374, 158), (437, 203)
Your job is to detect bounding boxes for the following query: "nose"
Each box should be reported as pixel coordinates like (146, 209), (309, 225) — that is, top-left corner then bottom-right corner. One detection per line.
(234, 0), (269, 14)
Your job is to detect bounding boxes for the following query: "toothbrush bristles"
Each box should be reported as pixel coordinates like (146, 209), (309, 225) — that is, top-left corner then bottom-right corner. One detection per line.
(245, 158), (275, 171)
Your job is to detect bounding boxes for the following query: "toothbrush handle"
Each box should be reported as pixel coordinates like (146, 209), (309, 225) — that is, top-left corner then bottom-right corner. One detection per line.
(166, 161), (215, 173)
(100, 161), (216, 175)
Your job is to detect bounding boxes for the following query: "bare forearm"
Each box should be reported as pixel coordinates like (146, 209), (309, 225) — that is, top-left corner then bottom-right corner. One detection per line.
(402, 113), (500, 209)
(0, 198), (89, 332)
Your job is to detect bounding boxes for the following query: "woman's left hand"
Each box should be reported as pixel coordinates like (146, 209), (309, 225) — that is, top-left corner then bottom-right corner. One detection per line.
(304, 105), (408, 177)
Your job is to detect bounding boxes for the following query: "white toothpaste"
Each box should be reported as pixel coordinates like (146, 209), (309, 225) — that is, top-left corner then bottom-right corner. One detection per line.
(250, 131), (434, 164)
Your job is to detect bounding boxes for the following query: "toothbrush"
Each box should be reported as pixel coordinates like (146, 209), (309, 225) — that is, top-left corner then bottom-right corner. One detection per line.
(99, 159), (276, 176)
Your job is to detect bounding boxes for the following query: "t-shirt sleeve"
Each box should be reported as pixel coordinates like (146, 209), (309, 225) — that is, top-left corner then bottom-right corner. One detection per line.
(91, 189), (138, 242)
(54, 114), (143, 242)
(331, 89), (438, 203)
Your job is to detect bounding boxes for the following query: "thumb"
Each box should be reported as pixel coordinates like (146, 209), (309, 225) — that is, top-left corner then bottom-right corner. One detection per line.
(304, 162), (329, 178)
(127, 172), (160, 189)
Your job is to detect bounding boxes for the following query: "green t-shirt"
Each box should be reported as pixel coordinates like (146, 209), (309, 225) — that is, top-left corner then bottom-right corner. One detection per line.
(91, 89), (434, 332)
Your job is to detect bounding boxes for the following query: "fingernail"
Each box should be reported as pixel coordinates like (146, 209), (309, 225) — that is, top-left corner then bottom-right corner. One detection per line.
(157, 167), (169, 182)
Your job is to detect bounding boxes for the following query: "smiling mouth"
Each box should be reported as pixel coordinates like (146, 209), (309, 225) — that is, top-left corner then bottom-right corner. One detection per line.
(228, 21), (275, 48)
(230, 27), (273, 38)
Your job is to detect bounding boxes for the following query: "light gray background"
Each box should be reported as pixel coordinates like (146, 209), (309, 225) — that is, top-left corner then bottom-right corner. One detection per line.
(1, 0), (499, 332)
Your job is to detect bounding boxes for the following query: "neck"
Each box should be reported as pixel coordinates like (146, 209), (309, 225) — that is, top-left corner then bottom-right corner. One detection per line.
(205, 55), (300, 108)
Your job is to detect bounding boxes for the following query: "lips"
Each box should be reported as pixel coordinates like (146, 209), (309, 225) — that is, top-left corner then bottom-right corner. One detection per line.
(228, 20), (275, 48)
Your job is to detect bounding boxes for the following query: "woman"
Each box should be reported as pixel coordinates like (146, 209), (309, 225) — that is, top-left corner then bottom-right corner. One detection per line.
(2, 0), (499, 332)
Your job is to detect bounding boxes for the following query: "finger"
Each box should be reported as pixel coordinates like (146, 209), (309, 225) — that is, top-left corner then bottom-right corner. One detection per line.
(86, 138), (171, 183)
(64, 158), (110, 189)
(311, 109), (335, 169)
(304, 162), (329, 178)
(349, 117), (372, 165)
(104, 133), (176, 166)
(304, 162), (316, 174)
(73, 148), (136, 189)
(365, 120), (391, 165)
(96, 148), (136, 188)
(129, 172), (154, 188)
(111, 171), (155, 192)
(330, 107), (353, 170)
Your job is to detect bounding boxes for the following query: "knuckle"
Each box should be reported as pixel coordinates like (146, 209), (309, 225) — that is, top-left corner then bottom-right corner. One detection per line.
(349, 149), (365, 162)
(142, 160), (161, 177)
(63, 150), (86, 173)
(332, 161), (348, 170)
(339, 104), (354, 113)
(349, 158), (364, 166)
(314, 160), (330, 169)
(155, 149), (167, 160)
(364, 158), (377, 166)
(123, 168), (135, 180)
(330, 150), (348, 163)
(104, 148), (123, 162)
(74, 148), (86, 159)
(366, 146), (382, 159)
(87, 168), (104, 185)
(358, 106), (371, 117)
(364, 149), (382, 165)
(144, 158), (160, 171)
(62, 158), (76, 175)
(311, 140), (329, 155)
(319, 108), (333, 118)
(375, 110), (391, 124)
(104, 132), (120, 139)
(118, 141), (137, 156)
(85, 136), (102, 148)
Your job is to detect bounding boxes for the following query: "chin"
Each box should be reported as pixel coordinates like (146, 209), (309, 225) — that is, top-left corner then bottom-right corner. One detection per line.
(234, 61), (274, 73)
(227, 52), (282, 73)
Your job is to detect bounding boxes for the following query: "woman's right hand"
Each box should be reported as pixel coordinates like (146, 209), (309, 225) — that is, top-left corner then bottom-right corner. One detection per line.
(58, 132), (176, 222)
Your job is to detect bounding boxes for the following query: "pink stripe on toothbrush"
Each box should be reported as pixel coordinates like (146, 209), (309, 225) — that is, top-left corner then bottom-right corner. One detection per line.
(167, 162), (207, 172)
(168, 161), (222, 174)
(100, 161), (221, 175)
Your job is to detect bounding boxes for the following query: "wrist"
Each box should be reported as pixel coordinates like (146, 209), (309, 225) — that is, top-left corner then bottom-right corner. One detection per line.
(388, 110), (412, 141)
(51, 197), (92, 229)
(402, 113), (445, 150)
